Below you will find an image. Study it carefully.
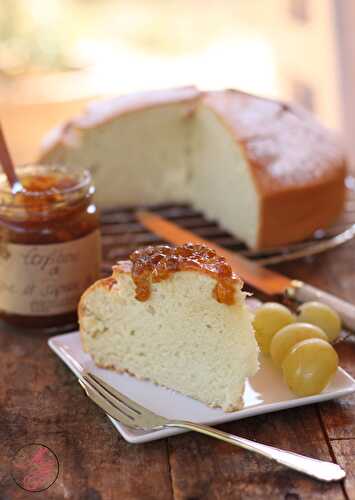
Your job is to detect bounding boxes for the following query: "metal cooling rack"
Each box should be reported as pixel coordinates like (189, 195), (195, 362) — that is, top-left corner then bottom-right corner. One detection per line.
(100, 177), (355, 273)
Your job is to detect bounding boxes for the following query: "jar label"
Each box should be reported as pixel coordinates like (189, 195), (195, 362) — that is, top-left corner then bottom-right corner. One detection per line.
(0, 230), (101, 316)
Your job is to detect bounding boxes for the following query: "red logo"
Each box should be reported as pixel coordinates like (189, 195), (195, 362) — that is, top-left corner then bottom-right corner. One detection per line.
(11, 444), (59, 492)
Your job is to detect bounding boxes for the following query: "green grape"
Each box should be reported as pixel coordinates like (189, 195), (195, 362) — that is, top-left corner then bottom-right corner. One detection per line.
(270, 322), (328, 367)
(298, 301), (341, 342)
(282, 338), (339, 397)
(253, 302), (295, 354)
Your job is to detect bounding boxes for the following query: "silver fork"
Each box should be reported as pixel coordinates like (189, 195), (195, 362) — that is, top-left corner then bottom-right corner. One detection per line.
(79, 371), (345, 482)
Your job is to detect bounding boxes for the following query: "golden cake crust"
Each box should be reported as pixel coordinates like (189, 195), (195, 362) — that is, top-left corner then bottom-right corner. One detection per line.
(203, 90), (346, 247)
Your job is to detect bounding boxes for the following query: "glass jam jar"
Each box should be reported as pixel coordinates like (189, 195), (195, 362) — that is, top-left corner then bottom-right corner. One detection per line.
(0, 164), (101, 333)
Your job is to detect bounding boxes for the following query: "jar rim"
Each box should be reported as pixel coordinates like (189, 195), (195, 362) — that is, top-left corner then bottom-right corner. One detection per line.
(0, 164), (92, 199)
(0, 164), (95, 218)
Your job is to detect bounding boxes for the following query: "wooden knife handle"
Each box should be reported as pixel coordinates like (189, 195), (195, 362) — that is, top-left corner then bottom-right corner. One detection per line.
(286, 281), (355, 332)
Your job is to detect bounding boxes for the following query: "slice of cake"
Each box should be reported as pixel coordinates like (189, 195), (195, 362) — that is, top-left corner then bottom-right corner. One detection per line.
(79, 244), (259, 411)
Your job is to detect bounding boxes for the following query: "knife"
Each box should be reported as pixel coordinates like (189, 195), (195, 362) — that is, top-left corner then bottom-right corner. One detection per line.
(136, 210), (355, 331)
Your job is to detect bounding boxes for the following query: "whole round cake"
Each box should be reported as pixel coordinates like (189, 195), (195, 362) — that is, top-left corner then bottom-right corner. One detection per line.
(39, 87), (346, 249)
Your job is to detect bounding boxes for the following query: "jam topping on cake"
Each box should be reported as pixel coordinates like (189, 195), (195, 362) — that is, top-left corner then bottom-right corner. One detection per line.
(130, 243), (240, 304)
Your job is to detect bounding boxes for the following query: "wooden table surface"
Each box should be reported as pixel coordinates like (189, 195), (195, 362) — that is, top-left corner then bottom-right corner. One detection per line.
(0, 104), (354, 499)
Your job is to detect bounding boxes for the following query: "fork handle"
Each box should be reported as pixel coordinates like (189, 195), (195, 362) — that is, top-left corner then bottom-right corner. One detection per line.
(166, 420), (345, 482)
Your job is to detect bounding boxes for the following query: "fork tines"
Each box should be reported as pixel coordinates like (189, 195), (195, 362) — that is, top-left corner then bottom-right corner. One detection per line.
(79, 371), (167, 430)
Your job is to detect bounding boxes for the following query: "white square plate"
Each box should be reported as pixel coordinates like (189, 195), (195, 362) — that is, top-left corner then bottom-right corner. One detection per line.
(48, 331), (355, 444)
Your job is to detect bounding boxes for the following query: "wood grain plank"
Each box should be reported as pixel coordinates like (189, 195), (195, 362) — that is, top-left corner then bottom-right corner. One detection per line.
(0, 328), (173, 500)
(168, 406), (345, 500)
(319, 339), (355, 441)
(275, 236), (355, 305)
(331, 439), (355, 500)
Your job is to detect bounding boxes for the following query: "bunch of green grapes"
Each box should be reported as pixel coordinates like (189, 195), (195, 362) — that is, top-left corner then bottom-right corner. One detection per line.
(253, 301), (341, 396)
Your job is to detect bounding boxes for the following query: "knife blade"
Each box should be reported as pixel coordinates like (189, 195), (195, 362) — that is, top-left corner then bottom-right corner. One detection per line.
(136, 210), (355, 331)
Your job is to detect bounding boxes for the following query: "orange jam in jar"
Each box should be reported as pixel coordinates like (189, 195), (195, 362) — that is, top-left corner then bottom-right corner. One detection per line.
(0, 164), (101, 332)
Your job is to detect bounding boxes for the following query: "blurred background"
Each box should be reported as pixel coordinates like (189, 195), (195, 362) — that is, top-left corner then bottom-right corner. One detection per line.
(0, 0), (354, 167)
